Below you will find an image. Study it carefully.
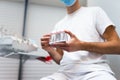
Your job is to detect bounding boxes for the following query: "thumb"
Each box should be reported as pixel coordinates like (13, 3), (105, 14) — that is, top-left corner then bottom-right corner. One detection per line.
(64, 30), (76, 38)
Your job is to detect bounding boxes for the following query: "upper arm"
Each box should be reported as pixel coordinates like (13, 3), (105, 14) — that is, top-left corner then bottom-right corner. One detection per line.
(103, 25), (119, 41)
(102, 25), (120, 54)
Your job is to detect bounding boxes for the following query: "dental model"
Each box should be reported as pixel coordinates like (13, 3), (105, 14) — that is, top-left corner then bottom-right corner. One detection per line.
(0, 36), (38, 53)
(49, 31), (69, 45)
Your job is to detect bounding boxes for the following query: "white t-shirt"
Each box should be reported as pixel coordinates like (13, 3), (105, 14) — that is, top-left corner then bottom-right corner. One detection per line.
(53, 7), (115, 74)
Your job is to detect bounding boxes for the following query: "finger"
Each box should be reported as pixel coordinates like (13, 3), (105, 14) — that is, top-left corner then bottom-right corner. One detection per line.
(41, 41), (49, 46)
(41, 40), (49, 44)
(41, 37), (50, 41)
(41, 44), (49, 47)
(60, 47), (69, 51)
(43, 33), (51, 37)
(64, 30), (75, 38)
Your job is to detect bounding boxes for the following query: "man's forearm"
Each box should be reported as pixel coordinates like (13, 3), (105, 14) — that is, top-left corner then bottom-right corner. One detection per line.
(48, 51), (62, 64)
(81, 40), (120, 54)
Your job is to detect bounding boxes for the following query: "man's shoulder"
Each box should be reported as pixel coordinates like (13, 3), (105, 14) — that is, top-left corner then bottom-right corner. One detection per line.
(86, 6), (103, 12)
(83, 6), (104, 15)
(86, 6), (101, 9)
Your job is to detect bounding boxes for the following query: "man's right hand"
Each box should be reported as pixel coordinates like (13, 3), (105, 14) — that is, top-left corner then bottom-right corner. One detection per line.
(40, 33), (64, 64)
(40, 33), (54, 53)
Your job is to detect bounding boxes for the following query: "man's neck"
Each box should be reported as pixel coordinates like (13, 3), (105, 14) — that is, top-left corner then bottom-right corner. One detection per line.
(66, 0), (81, 14)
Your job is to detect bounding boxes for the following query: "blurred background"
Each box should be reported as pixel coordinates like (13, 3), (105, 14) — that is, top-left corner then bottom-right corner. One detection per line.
(0, 0), (120, 80)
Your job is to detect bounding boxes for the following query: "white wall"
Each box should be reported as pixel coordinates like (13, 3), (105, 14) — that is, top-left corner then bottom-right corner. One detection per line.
(87, 0), (120, 79)
(0, 1), (24, 37)
(0, 57), (19, 80)
(0, 1), (24, 80)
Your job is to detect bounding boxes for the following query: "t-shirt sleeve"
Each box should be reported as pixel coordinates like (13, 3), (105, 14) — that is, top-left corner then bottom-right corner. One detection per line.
(95, 7), (115, 35)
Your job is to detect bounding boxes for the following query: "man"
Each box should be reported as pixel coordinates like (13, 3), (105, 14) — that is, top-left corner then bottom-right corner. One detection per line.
(40, 0), (120, 80)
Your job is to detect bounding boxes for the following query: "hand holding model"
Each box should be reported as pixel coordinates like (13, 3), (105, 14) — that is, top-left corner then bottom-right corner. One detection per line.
(50, 30), (83, 52)
(41, 33), (55, 53)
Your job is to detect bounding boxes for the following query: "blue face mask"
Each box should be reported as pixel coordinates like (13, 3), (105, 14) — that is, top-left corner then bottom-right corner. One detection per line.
(60, 0), (76, 7)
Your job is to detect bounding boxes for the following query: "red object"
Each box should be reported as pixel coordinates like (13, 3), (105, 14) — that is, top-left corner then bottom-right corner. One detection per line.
(37, 56), (52, 62)
(45, 56), (52, 61)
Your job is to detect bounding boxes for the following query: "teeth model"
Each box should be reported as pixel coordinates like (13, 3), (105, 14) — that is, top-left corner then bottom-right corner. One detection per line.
(0, 36), (38, 53)
(49, 31), (68, 45)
